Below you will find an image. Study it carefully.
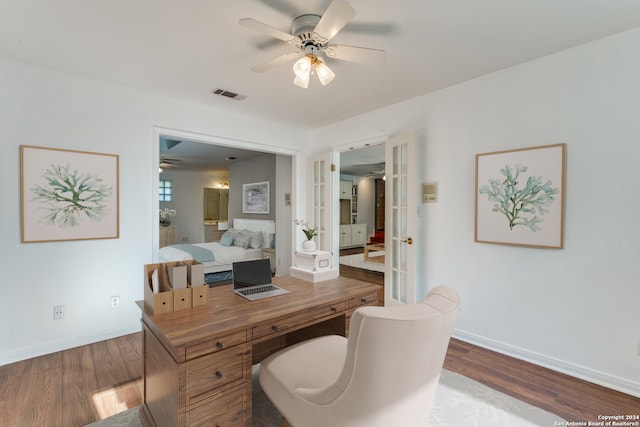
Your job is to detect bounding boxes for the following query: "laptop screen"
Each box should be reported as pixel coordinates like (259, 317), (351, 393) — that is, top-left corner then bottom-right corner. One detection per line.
(232, 259), (272, 289)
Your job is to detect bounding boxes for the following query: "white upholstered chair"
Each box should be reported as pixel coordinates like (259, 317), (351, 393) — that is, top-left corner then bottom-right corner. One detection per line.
(259, 286), (460, 427)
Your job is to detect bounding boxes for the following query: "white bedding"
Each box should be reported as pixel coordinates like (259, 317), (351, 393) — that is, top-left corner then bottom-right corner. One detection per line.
(159, 242), (262, 272)
(158, 219), (274, 274)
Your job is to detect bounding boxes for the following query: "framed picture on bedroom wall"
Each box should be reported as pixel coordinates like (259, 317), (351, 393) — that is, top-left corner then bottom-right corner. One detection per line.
(475, 143), (565, 249)
(20, 145), (120, 243)
(242, 181), (270, 214)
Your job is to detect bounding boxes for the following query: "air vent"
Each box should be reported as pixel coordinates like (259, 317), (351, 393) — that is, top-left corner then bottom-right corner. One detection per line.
(212, 88), (246, 101)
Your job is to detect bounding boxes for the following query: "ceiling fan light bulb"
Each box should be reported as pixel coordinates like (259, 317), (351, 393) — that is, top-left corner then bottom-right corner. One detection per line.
(315, 61), (335, 86)
(293, 56), (312, 78)
(293, 73), (310, 89)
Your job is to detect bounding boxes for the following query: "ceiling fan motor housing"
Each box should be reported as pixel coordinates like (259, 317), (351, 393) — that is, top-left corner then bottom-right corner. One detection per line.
(292, 14), (324, 47)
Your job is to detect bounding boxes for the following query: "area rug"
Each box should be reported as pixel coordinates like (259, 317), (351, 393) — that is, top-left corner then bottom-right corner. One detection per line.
(339, 253), (385, 273)
(86, 367), (564, 426)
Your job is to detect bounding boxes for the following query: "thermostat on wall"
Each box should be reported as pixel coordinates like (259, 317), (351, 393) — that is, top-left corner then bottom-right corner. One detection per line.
(423, 182), (438, 203)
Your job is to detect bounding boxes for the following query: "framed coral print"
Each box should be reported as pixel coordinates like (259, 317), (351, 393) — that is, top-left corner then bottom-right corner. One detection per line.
(20, 145), (120, 243)
(242, 181), (270, 214)
(475, 144), (565, 248)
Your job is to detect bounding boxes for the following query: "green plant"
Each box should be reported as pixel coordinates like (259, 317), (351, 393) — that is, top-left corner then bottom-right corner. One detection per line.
(294, 219), (317, 240)
(30, 163), (112, 228)
(479, 164), (558, 231)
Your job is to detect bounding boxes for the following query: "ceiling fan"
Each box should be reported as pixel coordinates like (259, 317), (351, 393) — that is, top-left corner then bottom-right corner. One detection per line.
(159, 157), (182, 172)
(239, 0), (385, 88)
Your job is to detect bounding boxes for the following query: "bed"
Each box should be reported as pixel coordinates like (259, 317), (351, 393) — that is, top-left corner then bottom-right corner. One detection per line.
(158, 219), (275, 278)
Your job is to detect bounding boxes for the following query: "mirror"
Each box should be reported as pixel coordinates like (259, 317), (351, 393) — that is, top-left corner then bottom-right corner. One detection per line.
(203, 188), (229, 221)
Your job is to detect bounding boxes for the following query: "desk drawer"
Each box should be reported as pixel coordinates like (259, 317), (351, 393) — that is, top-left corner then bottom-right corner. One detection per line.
(186, 344), (247, 405)
(252, 301), (347, 339)
(348, 292), (378, 308)
(186, 330), (247, 360)
(186, 384), (246, 426)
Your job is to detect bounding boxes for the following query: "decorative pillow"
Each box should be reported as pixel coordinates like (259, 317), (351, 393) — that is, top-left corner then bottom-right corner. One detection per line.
(262, 232), (274, 248)
(232, 231), (251, 249)
(247, 231), (263, 249)
(220, 233), (234, 247)
(224, 228), (240, 236)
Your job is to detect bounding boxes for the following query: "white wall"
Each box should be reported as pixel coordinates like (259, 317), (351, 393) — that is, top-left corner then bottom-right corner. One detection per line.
(310, 29), (640, 396)
(159, 169), (228, 243)
(228, 155), (277, 222)
(0, 58), (305, 365)
(274, 154), (293, 275)
(355, 177), (375, 237)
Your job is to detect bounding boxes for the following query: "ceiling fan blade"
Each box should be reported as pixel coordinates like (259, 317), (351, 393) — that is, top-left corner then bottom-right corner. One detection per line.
(324, 45), (385, 65)
(313, 0), (355, 42)
(239, 18), (298, 45)
(251, 52), (303, 73)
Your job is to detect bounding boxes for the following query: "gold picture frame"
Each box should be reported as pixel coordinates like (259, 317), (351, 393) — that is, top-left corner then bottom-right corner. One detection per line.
(20, 145), (120, 243)
(475, 144), (565, 248)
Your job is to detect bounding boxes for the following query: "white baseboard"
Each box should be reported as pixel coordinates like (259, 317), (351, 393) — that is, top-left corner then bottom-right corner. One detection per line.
(0, 322), (141, 366)
(452, 329), (640, 398)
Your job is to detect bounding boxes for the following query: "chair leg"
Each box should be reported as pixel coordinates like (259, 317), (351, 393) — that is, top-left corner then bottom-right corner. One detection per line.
(283, 418), (293, 427)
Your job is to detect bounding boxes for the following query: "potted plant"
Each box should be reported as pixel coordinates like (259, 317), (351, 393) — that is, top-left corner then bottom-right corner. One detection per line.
(294, 219), (317, 252)
(160, 208), (177, 226)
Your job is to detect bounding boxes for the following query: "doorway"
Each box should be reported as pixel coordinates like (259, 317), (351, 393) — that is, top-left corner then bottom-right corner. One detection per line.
(375, 178), (385, 231)
(337, 143), (386, 302)
(153, 127), (298, 276)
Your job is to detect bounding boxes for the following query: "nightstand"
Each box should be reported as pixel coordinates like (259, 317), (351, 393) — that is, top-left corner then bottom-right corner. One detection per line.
(159, 225), (177, 248)
(262, 248), (276, 274)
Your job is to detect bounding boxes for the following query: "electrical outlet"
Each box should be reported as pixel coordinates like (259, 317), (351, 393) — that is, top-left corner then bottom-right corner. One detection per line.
(110, 296), (120, 309)
(53, 305), (64, 320)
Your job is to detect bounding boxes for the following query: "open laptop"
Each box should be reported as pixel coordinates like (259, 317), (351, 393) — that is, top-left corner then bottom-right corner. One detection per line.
(232, 259), (289, 301)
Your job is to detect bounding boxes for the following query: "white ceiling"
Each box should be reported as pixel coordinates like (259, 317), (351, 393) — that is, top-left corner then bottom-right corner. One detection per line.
(157, 136), (384, 176)
(3, 0), (640, 131)
(159, 137), (271, 173)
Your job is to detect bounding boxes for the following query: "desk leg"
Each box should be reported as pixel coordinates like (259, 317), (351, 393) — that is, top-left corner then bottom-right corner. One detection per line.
(245, 347), (253, 427)
(141, 323), (180, 426)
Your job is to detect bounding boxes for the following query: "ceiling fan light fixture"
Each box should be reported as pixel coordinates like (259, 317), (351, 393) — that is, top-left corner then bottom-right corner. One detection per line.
(293, 54), (334, 88)
(314, 59), (335, 86)
(293, 55), (312, 78)
(293, 55), (311, 88)
(293, 73), (310, 89)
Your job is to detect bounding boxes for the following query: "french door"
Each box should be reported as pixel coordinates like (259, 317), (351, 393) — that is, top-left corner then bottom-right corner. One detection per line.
(307, 152), (335, 252)
(384, 133), (417, 305)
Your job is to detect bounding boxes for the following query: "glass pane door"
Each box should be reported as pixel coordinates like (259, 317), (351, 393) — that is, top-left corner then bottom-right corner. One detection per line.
(309, 152), (333, 252)
(385, 133), (416, 305)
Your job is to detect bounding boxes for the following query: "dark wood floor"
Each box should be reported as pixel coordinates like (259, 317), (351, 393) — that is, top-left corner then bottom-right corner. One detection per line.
(1, 333), (637, 426)
(0, 333), (143, 426)
(444, 339), (640, 422)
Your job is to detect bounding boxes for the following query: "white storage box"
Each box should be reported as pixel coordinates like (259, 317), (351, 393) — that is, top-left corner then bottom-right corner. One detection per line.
(167, 264), (187, 290)
(289, 266), (339, 283)
(187, 262), (204, 287)
(294, 250), (332, 271)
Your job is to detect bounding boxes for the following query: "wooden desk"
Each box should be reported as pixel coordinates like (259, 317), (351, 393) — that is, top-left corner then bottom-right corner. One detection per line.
(139, 275), (381, 427)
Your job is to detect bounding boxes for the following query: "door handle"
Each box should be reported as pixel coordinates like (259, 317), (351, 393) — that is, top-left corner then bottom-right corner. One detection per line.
(402, 237), (414, 245)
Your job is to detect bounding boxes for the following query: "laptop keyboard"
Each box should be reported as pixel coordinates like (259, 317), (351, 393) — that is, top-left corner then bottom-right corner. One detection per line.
(239, 285), (278, 295)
